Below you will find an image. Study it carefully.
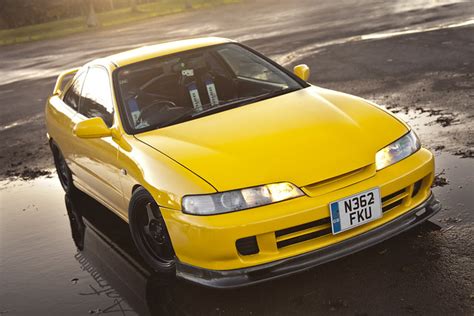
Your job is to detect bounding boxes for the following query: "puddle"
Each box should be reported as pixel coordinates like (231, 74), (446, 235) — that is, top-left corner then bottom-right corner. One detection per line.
(375, 105), (474, 223)
(377, 103), (473, 157)
(431, 152), (474, 224)
(0, 178), (137, 315)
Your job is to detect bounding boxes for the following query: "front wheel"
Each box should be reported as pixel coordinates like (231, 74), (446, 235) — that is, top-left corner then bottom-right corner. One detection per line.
(51, 143), (77, 195)
(129, 187), (176, 273)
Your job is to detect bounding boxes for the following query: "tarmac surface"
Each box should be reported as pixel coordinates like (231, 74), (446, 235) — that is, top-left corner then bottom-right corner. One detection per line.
(0, 0), (473, 315)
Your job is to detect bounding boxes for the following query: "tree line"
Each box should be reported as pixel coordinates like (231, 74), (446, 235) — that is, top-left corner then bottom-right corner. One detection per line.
(0, 0), (190, 29)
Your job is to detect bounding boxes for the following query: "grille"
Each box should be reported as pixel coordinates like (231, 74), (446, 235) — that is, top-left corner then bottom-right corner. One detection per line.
(275, 218), (331, 249)
(382, 189), (405, 203)
(236, 178), (428, 253)
(381, 188), (407, 213)
(382, 199), (403, 212)
(274, 186), (412, 249)
(277, 227), (332, 248)
(275, 217), (330, 237)
(236, 236), (259, 255)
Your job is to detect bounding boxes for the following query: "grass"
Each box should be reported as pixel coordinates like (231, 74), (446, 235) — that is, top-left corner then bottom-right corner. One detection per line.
(0, 0), (240, 46)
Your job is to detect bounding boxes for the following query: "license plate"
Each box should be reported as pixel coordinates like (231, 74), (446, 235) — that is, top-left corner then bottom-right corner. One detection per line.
(329, 188), (382, 234)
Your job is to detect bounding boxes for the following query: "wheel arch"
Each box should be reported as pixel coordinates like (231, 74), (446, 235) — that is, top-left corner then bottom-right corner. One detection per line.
(132, 184), (142, 195)
(121, 137), (217, 211)
(49, 137), (57, 151)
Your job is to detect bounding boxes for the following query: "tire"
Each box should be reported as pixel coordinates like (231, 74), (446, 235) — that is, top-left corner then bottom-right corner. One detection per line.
(129, 187), (176, 273)
(64, 194), (86, 250)
(51, 142), (77, 195)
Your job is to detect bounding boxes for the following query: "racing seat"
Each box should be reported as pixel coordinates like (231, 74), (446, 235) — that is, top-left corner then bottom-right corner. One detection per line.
(177, 57), (236, 110)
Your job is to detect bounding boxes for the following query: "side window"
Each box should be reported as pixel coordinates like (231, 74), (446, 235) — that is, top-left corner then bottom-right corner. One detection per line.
(63, 72), (85, 111)
(80, 67), (114, 127)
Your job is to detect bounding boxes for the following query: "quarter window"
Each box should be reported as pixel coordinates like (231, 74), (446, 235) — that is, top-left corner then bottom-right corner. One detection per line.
(63, 72), (85, 111)
(80, 67), (114, 127)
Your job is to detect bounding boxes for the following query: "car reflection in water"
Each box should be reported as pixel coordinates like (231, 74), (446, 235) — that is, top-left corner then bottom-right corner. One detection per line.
(65, 190), (443, 316)
(65, 192), (267, 315)
(65, 192), (182, 316)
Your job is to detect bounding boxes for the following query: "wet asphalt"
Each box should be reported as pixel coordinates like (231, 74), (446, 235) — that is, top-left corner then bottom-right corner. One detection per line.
(0, 0), (473, 315)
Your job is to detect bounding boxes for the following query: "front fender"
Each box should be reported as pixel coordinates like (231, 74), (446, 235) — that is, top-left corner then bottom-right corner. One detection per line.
(118, 134), (216, 214)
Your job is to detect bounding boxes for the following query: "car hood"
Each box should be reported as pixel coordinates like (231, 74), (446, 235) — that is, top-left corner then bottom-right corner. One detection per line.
(135, 86), (408, 192)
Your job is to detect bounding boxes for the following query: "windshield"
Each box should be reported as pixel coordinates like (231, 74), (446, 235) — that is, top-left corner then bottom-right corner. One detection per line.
(115, 43), (305, 133)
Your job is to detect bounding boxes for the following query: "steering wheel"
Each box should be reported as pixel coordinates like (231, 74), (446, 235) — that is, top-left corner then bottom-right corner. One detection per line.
(136, 100), (181, 125)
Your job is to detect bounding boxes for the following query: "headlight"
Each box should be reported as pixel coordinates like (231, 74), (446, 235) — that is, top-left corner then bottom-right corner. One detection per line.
(375, 130), (420, 170)
(182, 182), (304, 215)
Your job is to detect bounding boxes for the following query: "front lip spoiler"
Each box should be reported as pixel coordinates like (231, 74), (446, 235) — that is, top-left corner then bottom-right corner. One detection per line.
(175, 193), (442, 289)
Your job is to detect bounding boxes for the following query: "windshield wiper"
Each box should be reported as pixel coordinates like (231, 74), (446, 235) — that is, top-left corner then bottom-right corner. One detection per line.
(190, 95), (259, 118)
(244, 86), (300, 104)
(157, 95), (256, 128)
(157, 108), (197, 128)
(158, 87), (300, 128)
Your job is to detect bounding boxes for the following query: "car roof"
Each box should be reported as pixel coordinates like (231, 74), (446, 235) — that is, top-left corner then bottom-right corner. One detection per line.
(104, 37), (233, 67)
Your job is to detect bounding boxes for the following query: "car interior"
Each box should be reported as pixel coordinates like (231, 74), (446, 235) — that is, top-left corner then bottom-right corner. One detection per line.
(116, 44), (297, 131)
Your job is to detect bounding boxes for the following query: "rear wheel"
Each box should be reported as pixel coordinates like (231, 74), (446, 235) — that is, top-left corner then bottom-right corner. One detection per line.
(129, 187), (176, 273)
(51, 143), (76, 194)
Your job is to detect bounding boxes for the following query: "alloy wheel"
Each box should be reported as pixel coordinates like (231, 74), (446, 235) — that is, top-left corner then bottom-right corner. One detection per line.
(139, 202), (175, 264)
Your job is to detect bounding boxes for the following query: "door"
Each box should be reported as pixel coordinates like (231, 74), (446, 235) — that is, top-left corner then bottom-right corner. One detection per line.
(72, 66), (124, 213)
(48, 70), (86, 170)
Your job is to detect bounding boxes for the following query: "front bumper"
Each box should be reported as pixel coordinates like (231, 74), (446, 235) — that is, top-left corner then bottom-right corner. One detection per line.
(176, 193), (441, 288)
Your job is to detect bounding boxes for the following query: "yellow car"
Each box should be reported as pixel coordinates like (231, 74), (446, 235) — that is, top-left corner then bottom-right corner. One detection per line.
(45, 37), (441, 288)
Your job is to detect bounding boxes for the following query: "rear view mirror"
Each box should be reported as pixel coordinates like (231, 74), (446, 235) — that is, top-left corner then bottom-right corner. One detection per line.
(293, 64), (310, 81)
(74, 117), (111, 139)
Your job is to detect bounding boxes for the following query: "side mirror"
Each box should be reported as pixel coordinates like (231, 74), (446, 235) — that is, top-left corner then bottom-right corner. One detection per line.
(74, 117), (112, 139)
(293, 64), (310, 81)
